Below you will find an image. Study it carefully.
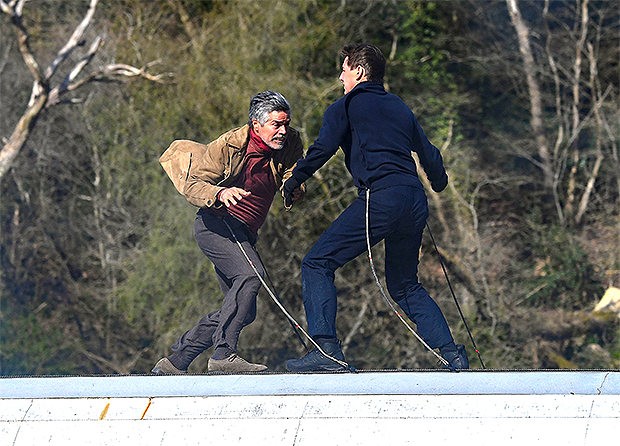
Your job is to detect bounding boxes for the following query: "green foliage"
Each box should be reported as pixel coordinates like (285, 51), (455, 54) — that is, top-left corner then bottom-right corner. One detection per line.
(114, 204), (224, 356)
(1, 0), (618, 375)
(397, 1), (453, 89)
(523, 226), (604, 309)
(0, 309), (67, 375)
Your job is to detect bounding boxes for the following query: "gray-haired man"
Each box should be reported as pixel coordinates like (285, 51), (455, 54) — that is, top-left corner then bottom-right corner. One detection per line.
(152, 91), (305, 374)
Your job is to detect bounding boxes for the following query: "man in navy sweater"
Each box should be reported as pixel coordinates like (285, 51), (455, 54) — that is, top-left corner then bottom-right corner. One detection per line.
(283, 43), (468, 372)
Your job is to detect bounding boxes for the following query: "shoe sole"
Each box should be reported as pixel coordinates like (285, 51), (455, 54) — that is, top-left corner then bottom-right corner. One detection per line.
(151, 358), (187, 375)
(208, 363), (268, 373)
(286, 362), (346, 373)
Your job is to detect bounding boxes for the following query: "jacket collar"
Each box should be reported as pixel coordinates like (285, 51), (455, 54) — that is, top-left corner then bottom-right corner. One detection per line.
(347, 81), (386, 96)
(225, 124), (251, 150)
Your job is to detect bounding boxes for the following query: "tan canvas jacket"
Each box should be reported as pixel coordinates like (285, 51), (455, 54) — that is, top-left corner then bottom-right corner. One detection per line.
(162, 124), (304, 208)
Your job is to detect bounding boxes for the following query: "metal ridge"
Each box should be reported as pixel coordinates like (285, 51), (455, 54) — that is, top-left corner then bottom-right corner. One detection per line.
(1, 370), (618, 399)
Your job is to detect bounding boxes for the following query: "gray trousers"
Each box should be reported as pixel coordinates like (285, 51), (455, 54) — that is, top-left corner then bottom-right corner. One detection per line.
(168, 211), (264, 370)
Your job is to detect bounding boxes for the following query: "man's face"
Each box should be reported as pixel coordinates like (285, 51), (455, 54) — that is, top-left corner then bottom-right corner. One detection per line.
(252, 110), (290, 150)
(339, 57), (362, 94)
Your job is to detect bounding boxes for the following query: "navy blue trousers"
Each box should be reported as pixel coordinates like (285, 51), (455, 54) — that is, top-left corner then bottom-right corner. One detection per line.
(301, 185), (454, 349)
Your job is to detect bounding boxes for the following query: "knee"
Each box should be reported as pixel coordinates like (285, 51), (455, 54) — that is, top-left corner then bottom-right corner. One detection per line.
(388, 281), (424, 303)
(302, 252), (336, 275)
(234, 272), (262, 293)
(387, 283), (407, 302)
(245, 273), (262, 289)
(301, 252), (318, 270)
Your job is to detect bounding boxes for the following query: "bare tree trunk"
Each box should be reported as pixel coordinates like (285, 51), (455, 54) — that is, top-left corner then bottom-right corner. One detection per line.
(564, 0), (590, 221)
(506, 0), (554, 190)
(0, 92), (47, 178)
(574, 41), (605, 225)
(0, 0), (167, 181)
(565, 148), (579, 220)
(544, 0), (567, 223)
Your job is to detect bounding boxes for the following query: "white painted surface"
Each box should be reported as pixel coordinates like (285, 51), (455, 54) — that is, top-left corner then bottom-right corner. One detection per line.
(1, 371), (619, 445)
(2, 370), (619, 398)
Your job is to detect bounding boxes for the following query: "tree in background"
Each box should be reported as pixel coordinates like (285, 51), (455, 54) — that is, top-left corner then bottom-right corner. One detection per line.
(1, 0), (618, 375)
(437, 0), (619, 367)
(0, 0), (165, 179)
(0, 0), (167, 373)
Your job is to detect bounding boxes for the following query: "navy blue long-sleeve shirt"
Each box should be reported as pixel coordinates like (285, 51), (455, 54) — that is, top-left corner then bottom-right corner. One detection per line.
(291, 82), (448, 193)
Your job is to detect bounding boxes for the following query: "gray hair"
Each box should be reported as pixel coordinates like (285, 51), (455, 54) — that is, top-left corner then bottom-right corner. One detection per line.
(248, 90), (291, 126)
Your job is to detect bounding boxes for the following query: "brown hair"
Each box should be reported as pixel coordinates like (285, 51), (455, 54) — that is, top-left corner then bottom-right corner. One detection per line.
(341, 43), (386, 83)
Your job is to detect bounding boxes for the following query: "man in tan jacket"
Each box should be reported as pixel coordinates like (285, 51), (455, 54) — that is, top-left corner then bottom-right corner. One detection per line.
(153, 91), (304, 374)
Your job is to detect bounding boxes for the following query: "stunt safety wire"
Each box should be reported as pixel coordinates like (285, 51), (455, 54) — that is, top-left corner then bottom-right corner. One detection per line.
(251, 245), (309, 353)
(222, 218), (356, 373)
(425, 223), (486, 369)
(364, 189), (452, 369)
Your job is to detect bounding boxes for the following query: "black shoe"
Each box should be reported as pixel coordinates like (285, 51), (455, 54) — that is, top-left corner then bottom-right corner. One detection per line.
(286, 339), (346, 372)
(442, 344), (469, 370)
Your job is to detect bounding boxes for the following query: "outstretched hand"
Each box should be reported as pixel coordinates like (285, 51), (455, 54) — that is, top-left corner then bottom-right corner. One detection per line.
(218, 187), (250, 207)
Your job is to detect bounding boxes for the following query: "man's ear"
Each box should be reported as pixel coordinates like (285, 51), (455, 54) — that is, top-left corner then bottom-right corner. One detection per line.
(356, 65), (367, 82)
(251, 119), (260, 133)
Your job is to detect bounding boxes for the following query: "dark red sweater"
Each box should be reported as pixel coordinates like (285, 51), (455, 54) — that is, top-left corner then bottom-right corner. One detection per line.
(221, 129), (277, 234)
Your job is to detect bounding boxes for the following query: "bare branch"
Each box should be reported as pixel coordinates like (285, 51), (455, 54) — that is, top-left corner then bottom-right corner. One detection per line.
(14, 0), (24, 15)
(571, 0), (589, 135)
(166, 0), (202, 56)
(61, 63), (172, 98)
(44, 0), (99, 81)
(78, 346), (145, 375)
(0, 1), (11, 15)
(341, 279), (374, 355)
(0, 0), (21, 15)
(506, 0), (553, 189)
(0, 36), (12, 75)
(99, 63), (171, 83)
(0, 0), (169, 181)
(415, 119), (453, 242)
(3, 0), (45, 93)
(47, 34), (103, 107)
(575, 40), (604, 225)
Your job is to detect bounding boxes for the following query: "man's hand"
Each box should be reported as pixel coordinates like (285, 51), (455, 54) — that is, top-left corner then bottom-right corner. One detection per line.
(282, 176), (302, 209)
(218, 187), (250, 207)
(285, 187), (304, 209)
